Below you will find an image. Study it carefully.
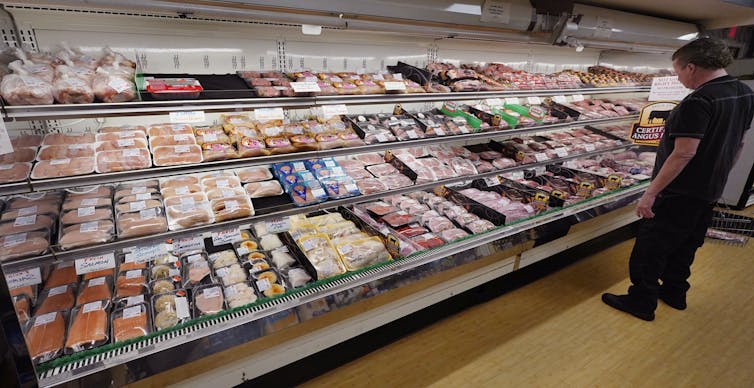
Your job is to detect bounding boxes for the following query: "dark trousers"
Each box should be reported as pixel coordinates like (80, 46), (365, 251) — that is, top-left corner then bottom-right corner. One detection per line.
(627, 193), (715, 311)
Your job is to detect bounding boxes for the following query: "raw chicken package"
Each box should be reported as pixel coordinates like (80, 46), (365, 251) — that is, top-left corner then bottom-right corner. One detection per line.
(244, 180), (284, 198)
(31, 158), (96, 180)
(92, 65), (136, 103)
(1, 61), (54, 106)
(236, 166), (273, 183)
(152, 145), (203, 167)
(59, 220), (116, 250)
(334, 237), (391, 271)
(0, 163), (32, 184)
(65, 300), (110, 353)
(53, 65), (95, 104)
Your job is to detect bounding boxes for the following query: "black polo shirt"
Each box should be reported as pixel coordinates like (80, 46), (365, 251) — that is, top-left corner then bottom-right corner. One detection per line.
(653, 75), (754, 202)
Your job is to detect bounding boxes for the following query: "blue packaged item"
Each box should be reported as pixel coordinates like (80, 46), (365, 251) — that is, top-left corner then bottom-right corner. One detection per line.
(305, 158), (339, 171)
(320, 176), (361, 199)
(272, 161), (308, 179)
(289, 181), (329, 207)
(280, 171), (317, 192)
(312, 166), (347, 180)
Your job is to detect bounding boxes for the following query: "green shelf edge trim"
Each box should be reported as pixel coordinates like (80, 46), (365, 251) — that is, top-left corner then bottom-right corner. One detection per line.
(36, 182), (646, 374)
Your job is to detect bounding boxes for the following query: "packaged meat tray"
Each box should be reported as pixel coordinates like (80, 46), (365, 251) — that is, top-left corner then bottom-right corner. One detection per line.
(450, 158), (478, 176)
(365, 163), (399, 177)
(147, 124), (194, 138)
(211, 196), (255, 222)
(410, 233), (445, 249)
(36, 145), (95, 161)
(112, 303), (152, 342)
(152, 289), (192, 330)
(11, 134), (43, 148)
(117, 208), (169, 238)
(75, 276), (113, 308)
(114, 185), (159, 203)
(208, 249), (238, 270)
(65, 300), (110, 353)
(214, 263), (249, 287)
(381, 211), (417, 228)
(353, 153), (386, 166)
(206, 187), (246, 201)
(160, 175), (200, 188)
(224, 282), (258, 308)
(97, 125), (147, 136)
(344, 167), (373, 180)
(160, 184), (203, 199)
(31, 157), (96, 179)
(44, 262), (78, 289)
(244, 180), (284, 198)
(270, 250), (297, 269)
(355, 178), (388, 196)
(236, 166), (273, 183)
(202, 142), (239, 162)
(282, 267), (312, 289)
(65, 186), (112, 201)
(13, 294), (31, 324)
(25, 311), (67, 364)
(152, 145), (203, 167)
(0, 230), (51, 261)
(439, 228), (469, 242)
(94, 138), (149, 152)
(0, 213), (55, 235)
(114, 199), (163, 215)
(364, 201), (398, 216)
(116, 269), (148, 298)
(183, 256), (213, 288)
(237, 137), (268, 158)
(201, 175), (242, 190)
(288, 181), (328, 207)
(335, 237), (390, 271)
(296, 235), (346, 279)
(0, 147), (37, 164)
(95, 148), (151, 173)
(320, 176), (361, 199)
(193, 284), (225, 316)
(166, 201), (214, 230)
(381, 174), (414, 190)
(59, 220), (115, 250)
(0, 163), (32, 184)
(42, 133), (96, 146)
(34, 284), (76, 315)
(61, 206), (112, 226)
(145, 78), (203, 100)
(149, 134), (197, 148)
(163, 193), (207, 208)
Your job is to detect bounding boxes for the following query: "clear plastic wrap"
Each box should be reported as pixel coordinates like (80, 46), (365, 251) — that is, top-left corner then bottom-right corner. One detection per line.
(166, 201), (214, 231)
(0, 162), (32, 184)
(31, 157), (96, 179)
(0, 61), (54, 105)
(95, 138), (148, 152)
(53, 65), (95, 104)
(112, 303), (151, 342)
(34, 284), (76, 315)
(92, 67), (136, 103)
(0, 213), (55, 235)
(210, 196), (254, 222)
(37, 144), (95, 161)
(193, 283), (225, 316)
(152, 145), (203, 166)
(0, 230), (50, 261)
(224, 281), (258, 308)
(25, 311), (67, 364)
(355, 178), (388, 196)
(61, 206), (112, 226)
(335, 237), (390, 271)
(116, 207), (169, 238)
(115, 269), (149, 298)
(95, 148), (151, 173)
(152, 289), (192, 330)
(214, 263), (249, 287)
(64, 300), (109, 353)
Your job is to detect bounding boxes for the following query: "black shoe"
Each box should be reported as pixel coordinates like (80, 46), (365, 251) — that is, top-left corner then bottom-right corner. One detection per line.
(659, 293), (687, 310)
(601, 293), (655, 321)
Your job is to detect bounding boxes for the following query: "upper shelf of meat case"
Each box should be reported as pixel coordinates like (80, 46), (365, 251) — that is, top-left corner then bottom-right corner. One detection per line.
(1, 87), (650, 120)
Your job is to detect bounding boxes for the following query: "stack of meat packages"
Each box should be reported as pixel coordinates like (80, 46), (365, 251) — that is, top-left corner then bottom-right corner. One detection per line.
(271, 158), (361, 206)
(238, 71), (295, 97)
(471, 63), (583, 90)
(596, 123), (632, 139)
(346, 112), (475, 145)
(0, 191), (60, 261)
(559, 67), (656, 87)
(0, 45), (136, 106)
(426, 62), (509, 92)
(0, 134), (43, 184)
(58, 186), (115, 250)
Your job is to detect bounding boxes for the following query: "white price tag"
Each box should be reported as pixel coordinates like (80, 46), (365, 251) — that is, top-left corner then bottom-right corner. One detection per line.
(459, 126), (471, 134)
(14, 215), (36, 227)
(88, 277), (106, 286)
(175, 297), (191, 319)
(406, 130), (418, 139)
(383, 81), (406, 91)
(321, 104), (348, 117)
(212, 227), (243, 246)
(0, 118), (14, 155)
(175, 145), (191, 153)
(117, 139), (135, 147)
(33, 312), (57, 326)
(186, 254), (203, 264)
(506, 171), (525, 180)
(392, 73), (403, 80)
(338, 244), (353, 254)
(75, 253), (116, 275)
(135, 193), (151, 201)
(82, 301), (102, 313)
(290, 82), (321, 93)
(523, 204), (535, 213)
(584, 144), (596, 152)
(527, 96), (542, 105)
(534, 153), (548, 162)
(81, 198), (99, 206)
(484, 177), (500, 187)
(485, 98), (503, 106)
(256, 278), (271, 292)
(373, 73), (385, 81)
(180, 196), (196, 206)
(80, 221), (100, 233)
(122, 305), (143, 319)
(3, 233), (27, 247)
(5, 267), (42, 289)
(254, 108), (285, 122)
(266, 218), (291, 234)
(174, 186), (190, 196)
(224, 200), (239, 211)
(553, 95), (567, 104)
(203, 287), (221, 299)
(126, 295), (145, 306)
(202, 133), (218, 142)
(173, 134), (190, 142)
(434, 127), (445, 136)
(126, 270), (142, 279)
(48, 285), (68, 296)
(311, 187), (326, 197)
(571, 94), (585, 102)
(375, 134), (388, 142)
(50, 158), (71, 165)
(169, 111), (205, 124)
(130, 201), (147, 212)
(554, 148), (569, 158)
(17, 206), (38, 217)
(139, 208), (157, 219)
(215, 179), (230, 188)
(505, 97), (520, 105)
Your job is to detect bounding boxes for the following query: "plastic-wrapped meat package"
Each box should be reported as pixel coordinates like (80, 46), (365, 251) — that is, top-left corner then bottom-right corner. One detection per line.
(52, 66), (94, 104)
(439, 228), (469, 242)
(410, 166), (437, 184)
(355, 178), (388, 195)
(147, 124), (194, 137)
(0, 163), (32, 183)
(473, 160), (494, 173)
(353, 153), (385, 166)
(235, 167), (273, 183)
(381, 174), (413, 190)
(31, 158), (95, 179)
(152, 145), (203, 167)
(419, 210), (441, 226)
(37, 145), (95, 161)
(92, 68), (135, 103)
(411, 233), (445, 249)
(466, 219), (495, 234)
(59, 220), (115, 250)
(166, 201), (213, 230)
(425, 216), (454, 233)
(453, 212), (480, 227)
(11, 134), (43, 148)
(501, 202), (536, 222)
(202, 143), (238, 162)
(433, 165), (457, 180)
(335, 237), (390, 271)
(0, 230), (50, 261)
(365, 163), (399, 177)
(42, 133), (96, 146)
(0, 148), (35, 164)
(0, 61), (54, 105)
(362, 129), (397, 144)
(95, 148), (151, 173)
(450, 158), (478, 176)
(479, 151), (502, 161)
(344, 167), (373, 180)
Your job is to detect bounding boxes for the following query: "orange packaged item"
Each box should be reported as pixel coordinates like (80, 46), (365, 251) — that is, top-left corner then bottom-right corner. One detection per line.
(112, 303), (151, 342)
(116, 270), (147, 298)
(76, 276), (112, 307)
(65, 301), (109, 353)
(83, 268), (114, 281)
(45, 263), (78, 289)
(26, 311), (66, 364)
(13, 294), (31, 323)
(35, 284), (75, 315)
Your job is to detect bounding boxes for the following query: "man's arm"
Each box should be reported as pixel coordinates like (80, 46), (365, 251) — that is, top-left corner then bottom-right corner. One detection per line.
(636, 137), (701, 218)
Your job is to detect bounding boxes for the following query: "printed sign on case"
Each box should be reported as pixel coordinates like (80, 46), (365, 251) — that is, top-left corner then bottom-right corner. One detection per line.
(648, 76), (691, 102)
(630, 101), (678, 146)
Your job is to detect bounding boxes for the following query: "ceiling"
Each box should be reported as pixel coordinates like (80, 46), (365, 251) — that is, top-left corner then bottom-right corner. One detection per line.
(578, 0), (754, 28)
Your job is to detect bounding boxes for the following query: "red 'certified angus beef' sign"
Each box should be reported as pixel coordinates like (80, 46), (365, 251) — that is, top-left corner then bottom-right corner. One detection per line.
(630, 101), (677, 146)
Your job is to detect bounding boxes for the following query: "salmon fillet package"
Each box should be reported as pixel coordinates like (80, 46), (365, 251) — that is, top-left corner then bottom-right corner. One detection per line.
(116, 269), (148, 298)
(35, 284), (76, 316)
(25, 311), (67, 364)
(112, 302), (152, 342)
(44, 262), (79, 289)
(65, 300), (110, 353)
(75, 276), (113, 308)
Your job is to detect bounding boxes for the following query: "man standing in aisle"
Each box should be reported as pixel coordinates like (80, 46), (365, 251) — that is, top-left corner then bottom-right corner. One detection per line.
(602, 37), (754, 321)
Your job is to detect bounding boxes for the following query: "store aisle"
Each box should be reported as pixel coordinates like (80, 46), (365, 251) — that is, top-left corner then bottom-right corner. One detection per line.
(301, 220), (754, 387)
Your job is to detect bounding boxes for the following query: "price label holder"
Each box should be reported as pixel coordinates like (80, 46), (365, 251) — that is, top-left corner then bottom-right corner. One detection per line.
(552, 95), (567, 104)
(320, 104), (348, 118)
(504, 97), (520, 105)
(5, 267), (42, 289)
(571, 94), (585, 102)
(75, 253), (116, 275)
(266, 217), (291, 234)
(169, 111), (205, 123)
(527, 96), (542, 105)
(254, 108), (285, 122)
(383, 81), (406, 91)
(290, 82), (321, 93)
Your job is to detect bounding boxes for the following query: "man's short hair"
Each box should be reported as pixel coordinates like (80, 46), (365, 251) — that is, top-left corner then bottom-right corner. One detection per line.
(672, 37), (734, 69)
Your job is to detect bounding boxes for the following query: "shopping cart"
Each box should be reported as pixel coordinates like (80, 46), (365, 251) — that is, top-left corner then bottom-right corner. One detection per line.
(705, 206), (754, 246)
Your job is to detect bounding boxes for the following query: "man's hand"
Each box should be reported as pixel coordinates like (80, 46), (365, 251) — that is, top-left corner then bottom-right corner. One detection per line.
(636, 191), (657, 218)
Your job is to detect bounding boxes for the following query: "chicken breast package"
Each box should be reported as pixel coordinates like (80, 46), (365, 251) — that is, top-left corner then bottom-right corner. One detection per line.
(64, 185), (113, 201)
(149, 134), (198, 148)
(0, 213), (55, 235)
(235, 166), (274, 183)
(0, 147), (38, 164)
(31, 157), (96, 179)
(75, 276), (113, 308)
(59, 220), (116, 250)
(25, 311), (67, 364)
(95, 130), (147, 144)
(98, 125), (147, 135)
(112, 302), (152, 343)
(244, 180), (284, 198)
(94, 137), (149, 152)
(182, 253), (214, 288)
(211, 196), (255, 223)
(117, 207), (169, 239)
(152, 145), (203, 167)
(65, 300), (110, 353)
(166, 201), (214, 231)
(1, 61), (55, 106)
(61, 206), (113, 226)
(0, 163), (32, 184)
(0, 230), (51, 261)
(335, 237), (391, 271)
(95, 149), (152, 173)
(147, 124), (194, 138)
(42, 133), (96, 146)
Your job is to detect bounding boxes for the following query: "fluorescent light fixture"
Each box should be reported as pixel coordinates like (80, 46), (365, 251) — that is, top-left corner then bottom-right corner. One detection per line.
(445, 3), (482, 15)
(302, 24), (322, 35)
(677, 32), (699, 40)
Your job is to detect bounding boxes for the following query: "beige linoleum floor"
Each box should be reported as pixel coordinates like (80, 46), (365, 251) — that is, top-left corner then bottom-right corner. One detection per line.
(301, 208), (754, 388)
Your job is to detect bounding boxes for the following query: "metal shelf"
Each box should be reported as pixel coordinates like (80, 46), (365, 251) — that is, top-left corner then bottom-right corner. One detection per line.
(0, 181), (33, 196)
(2, 87), (649, 120)
(1, 143), (635, 271)
(33, 182), (647, 387)
(4, 115), (638, 195)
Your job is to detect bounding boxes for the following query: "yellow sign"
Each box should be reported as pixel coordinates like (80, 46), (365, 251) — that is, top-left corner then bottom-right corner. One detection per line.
(630, 101), (677, 146)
